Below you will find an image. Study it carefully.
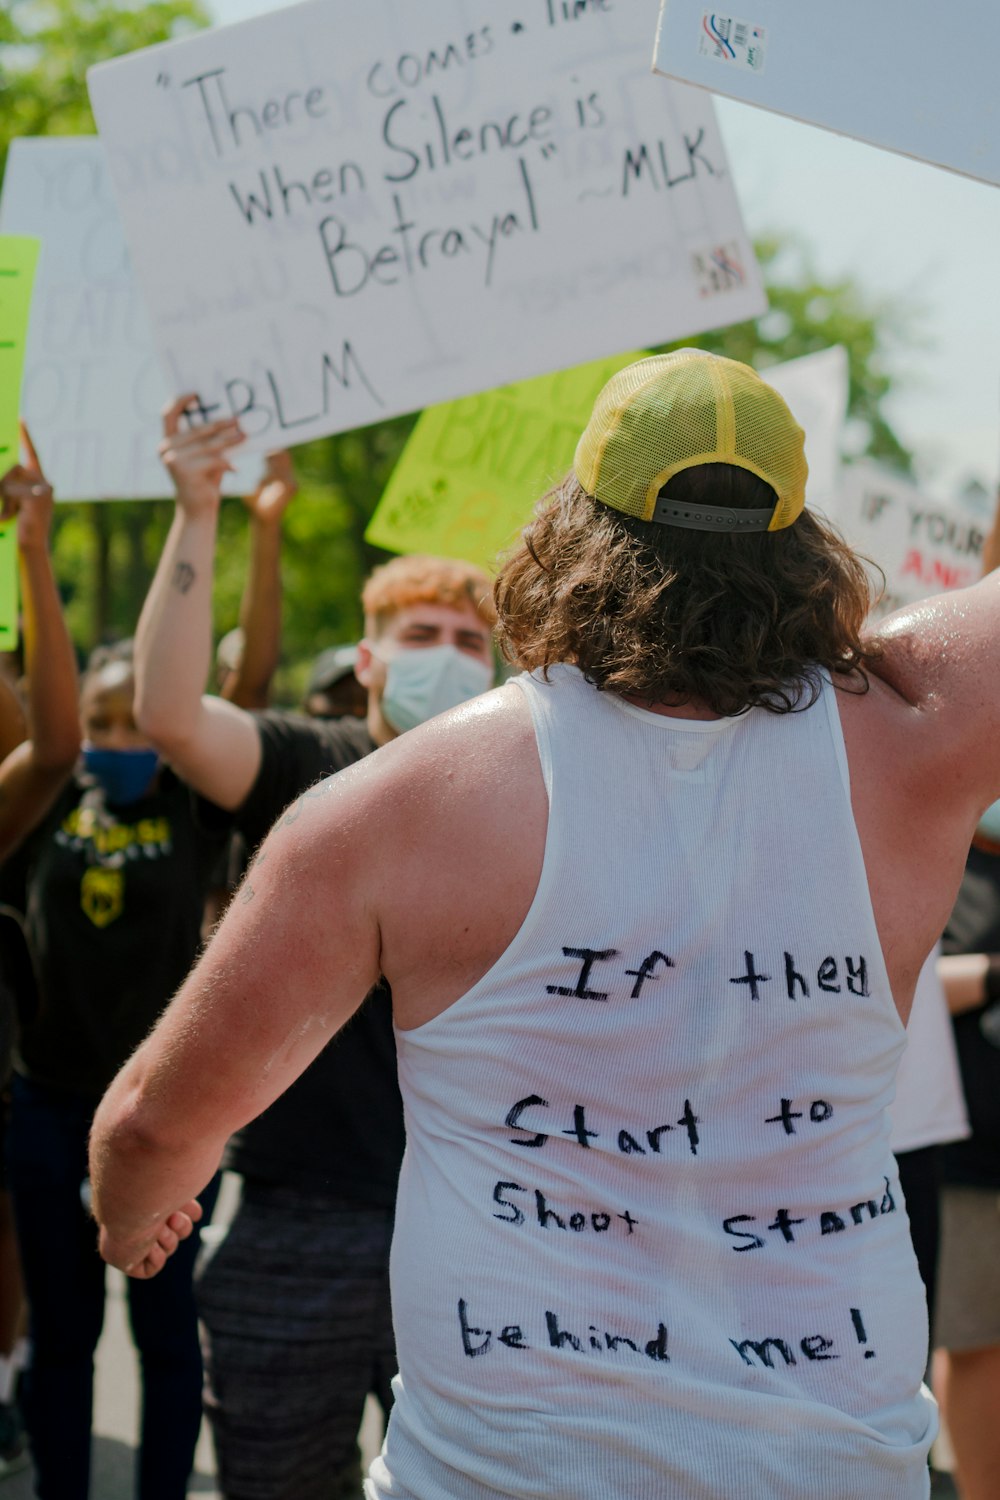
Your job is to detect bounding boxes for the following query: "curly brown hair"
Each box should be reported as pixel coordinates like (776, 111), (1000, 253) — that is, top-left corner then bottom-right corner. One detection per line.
(494, 465), (880, 716)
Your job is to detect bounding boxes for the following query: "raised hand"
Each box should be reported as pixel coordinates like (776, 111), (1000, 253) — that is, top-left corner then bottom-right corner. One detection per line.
(241, 449), (298, 525)
(0, 422), (54, 552)
(159, 396), (245, 518)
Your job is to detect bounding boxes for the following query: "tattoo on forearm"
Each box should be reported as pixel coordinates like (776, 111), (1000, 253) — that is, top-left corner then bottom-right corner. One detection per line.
(172, 561), (196, 595)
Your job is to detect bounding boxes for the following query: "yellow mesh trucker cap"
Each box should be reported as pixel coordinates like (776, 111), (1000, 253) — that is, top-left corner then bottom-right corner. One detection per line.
(573, 350), (808, 533)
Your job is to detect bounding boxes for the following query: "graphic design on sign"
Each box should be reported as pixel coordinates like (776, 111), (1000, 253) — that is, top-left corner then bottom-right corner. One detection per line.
(697, 14), (766, 71)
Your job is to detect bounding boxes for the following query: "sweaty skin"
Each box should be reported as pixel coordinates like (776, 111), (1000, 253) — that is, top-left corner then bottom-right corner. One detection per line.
(90, 575), (1000, 1275)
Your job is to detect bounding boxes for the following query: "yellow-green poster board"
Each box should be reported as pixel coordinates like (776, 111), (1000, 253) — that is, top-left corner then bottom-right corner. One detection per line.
(0, 236), (41, 649)
(367, 352), (643, 571)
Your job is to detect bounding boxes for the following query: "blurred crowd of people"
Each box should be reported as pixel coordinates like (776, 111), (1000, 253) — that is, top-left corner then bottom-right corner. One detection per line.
(0, 402), (997, 1500)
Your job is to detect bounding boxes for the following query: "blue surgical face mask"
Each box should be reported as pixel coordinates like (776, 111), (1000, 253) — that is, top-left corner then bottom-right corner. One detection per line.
(81, 745), (160, 805)
(379, 644), (493, 734)
(978, 799), (1000, 845)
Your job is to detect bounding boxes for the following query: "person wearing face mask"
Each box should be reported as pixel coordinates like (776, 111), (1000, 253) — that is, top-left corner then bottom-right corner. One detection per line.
(128, 401), (496, 1500)
(2, 632), (225, 1500)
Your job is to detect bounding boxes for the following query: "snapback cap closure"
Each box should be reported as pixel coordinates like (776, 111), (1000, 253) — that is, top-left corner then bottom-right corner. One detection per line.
(650, 496), (776, 532)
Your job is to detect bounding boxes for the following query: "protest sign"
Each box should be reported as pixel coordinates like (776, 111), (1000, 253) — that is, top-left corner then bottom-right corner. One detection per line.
(653, 2), (1000, 187)
(832, 462), (984, 617)
(0, 137), (257, 500)
(368, 343), (848, 569)
(0, 236), (40, 648)
(366, 350), (643, 566)
(88, 0), (766, 454)
(764, 345), (847, 516)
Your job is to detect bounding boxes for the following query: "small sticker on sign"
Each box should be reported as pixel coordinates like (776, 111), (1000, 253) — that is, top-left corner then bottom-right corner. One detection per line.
(699, 14), (766, 72)
(692, 243), (747, 298)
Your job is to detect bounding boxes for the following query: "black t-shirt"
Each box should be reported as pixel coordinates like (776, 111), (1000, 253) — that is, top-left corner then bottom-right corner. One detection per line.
(940, 843), (1000, 1189)
(0, 855), (33, 1090)
(13, 770), (225, 1104)
(203, 712), (406, 1206)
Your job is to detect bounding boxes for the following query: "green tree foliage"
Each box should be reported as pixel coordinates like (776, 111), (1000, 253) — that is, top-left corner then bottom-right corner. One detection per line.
(0, 0), (207, 172)
(1, 2), (917, 690)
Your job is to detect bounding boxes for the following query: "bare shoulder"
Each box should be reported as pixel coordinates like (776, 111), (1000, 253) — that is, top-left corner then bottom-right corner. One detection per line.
(854, 574), (1000, 811)
(333, 682), (546, 1026)
(867, 574), (1000, 718)
(268, 681), (543, 901)
(833, 583), (1000, 1015)
(365, 680), (539, 810)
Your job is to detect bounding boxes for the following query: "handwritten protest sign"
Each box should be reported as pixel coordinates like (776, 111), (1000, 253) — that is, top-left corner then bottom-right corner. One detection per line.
(653, 1), (1000, 187)
(87, 0), (765, 454)
(830, 462), (983, 617)
(0, 137), (257, 500)
(366, 350), (643, 566)
(368, 343), (848, 569)
(0, 236), (40, 648)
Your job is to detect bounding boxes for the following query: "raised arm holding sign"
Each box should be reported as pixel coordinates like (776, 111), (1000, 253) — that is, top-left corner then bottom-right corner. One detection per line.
(0, 427), (81, 861)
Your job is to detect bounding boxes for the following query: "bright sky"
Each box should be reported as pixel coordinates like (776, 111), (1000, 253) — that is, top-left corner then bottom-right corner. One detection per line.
(208, 0), (1000, 503)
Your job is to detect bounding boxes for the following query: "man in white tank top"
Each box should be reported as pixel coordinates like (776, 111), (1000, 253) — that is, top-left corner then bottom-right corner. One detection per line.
(89, 351), (1000, 1498)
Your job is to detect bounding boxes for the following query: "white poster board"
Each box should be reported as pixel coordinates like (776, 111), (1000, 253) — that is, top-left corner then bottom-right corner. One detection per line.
(653, 1), (1000, 187)
(87, 0), (766, 453)
(0, 137), (257, 500)
(763, 345), (846, 515)
(831, 462), (984, 617)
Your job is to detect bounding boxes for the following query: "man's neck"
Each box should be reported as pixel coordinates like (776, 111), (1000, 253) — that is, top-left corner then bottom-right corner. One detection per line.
(618, 693), (724, 722)
(367, 703), (399, 747)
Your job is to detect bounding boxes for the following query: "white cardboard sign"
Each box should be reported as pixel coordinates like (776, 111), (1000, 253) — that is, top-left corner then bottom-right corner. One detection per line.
(87, 0), (766, 452)
(654, 1), (1000, 187)
(763, 345), (847, 516)
(0, 137), (258, 500)
(831, 462), (984, 617)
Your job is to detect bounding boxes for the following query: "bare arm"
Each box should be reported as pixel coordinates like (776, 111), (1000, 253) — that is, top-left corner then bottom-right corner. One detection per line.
(981, 484), (1000, 577)
(0, 674), (26, 763)
(219, 451), (297, 710)
(90, 757), (383, 1275)
(90, 688), (543, 1276)
(867, 571), (1000, 819)
(937, 952), (996, 1016)
(134, 398), (262, 811)
(0, 437), (80, 860)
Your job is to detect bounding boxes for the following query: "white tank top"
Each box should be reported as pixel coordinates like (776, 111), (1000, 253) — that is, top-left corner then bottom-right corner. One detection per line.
(368, 665), (936, 1500)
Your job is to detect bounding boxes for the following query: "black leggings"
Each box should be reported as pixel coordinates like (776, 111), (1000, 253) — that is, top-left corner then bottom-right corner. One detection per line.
(6, 1073), (218, 1500)
(896, 1144), (943, 1348)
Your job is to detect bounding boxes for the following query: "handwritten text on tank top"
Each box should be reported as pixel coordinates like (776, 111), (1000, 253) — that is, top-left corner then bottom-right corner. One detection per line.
(452, 941), (889, 1371)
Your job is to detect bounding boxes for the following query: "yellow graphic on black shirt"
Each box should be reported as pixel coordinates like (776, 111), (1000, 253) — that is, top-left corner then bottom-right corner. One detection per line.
(59, 808), (172, 857)
(80, 867), (125, 928)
